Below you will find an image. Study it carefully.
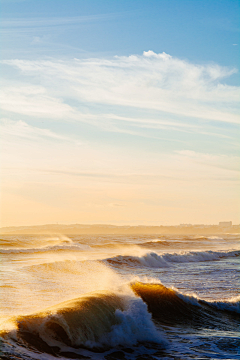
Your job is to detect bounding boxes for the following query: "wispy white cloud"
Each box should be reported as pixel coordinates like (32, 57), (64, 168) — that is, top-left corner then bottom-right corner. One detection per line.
(175, 150), (240, 173)
(0, 118), (72, 141)
(0, 14), (119, 28)
(105, 114), (232, 139)
(0, 85), (77, 119)
(1, 117), (239, 181)
(2, 51), (239, 127)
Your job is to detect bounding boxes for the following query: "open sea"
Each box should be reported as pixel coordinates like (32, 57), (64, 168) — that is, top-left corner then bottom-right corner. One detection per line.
(0, 233), (239, 360)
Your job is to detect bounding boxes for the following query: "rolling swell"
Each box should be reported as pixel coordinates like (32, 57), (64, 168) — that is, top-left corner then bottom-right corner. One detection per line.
(131, 282), (240, 329)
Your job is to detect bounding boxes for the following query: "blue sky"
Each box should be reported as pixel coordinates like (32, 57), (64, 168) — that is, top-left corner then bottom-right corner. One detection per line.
(1, 0), (239, 69)
(0, 0), (239, 226)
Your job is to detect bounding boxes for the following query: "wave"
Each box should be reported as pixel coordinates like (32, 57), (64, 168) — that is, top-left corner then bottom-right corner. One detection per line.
(131, 282), (240, 328)
(0, 234), (74, 249)
(1, 281), (239, 359)
(140, 240), (170, 247)
(207, 236), (224, 240)
(161, 249), (239, 263)
(1, 290), (166, 357)
(201, 295), (240, 314)
(105, 252), (170, 268)
(139, 236), (230, 247)
(105, 249), (239, 268)
(0, 242), (91, 254)
(0, 234), (91, 255)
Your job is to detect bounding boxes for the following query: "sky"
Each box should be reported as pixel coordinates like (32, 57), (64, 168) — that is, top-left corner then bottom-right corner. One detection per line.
(0, 0), (239, 227)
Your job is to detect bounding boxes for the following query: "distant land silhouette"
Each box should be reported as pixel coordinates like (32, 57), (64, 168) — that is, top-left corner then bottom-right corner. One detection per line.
(0, 223), (239, 235)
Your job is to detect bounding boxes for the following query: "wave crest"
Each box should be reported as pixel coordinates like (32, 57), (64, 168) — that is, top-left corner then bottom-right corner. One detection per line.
(10, 290), (165, 353)
(131, 282), (240, 328)
(105, 250), (239, 268)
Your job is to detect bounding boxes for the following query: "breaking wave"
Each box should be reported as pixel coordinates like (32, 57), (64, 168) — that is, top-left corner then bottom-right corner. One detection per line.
(1, 289), (166, 357)
(0, 235), (74, 250)
(140, 240), (170, 247)
(0, 238), (90, 254)
(1, 281), (239, 359)
(131, 282), (240, 328)
(105, 250), (239, 268)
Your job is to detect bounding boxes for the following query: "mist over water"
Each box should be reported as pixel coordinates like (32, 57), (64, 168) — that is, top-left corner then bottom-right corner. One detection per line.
(1, 233), (239, 359)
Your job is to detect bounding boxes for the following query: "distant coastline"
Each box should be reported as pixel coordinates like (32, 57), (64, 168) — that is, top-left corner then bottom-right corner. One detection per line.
(1, 224), (239, 235)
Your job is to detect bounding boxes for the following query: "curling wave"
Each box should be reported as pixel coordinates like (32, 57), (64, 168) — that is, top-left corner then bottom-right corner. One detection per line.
(131, 282), (240, 329)
(2, 290), (165, 356)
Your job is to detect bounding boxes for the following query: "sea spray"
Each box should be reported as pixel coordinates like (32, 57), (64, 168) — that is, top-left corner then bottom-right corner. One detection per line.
(1, 233), (239, 360)
(4, 290), (166, 354)
(131, 282), (240, 328)
(97, 296), (167, 348)
(105, 249), (239, 269)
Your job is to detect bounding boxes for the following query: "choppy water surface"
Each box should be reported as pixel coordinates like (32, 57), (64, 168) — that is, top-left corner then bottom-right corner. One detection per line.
(0, 234), (239, 360)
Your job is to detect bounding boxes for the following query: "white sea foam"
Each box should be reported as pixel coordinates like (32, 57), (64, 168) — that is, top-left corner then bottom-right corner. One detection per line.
(204, 295), (240, 314)
(162, 249), (239, 263)
(106, 252), (170, 268)
(11, 290), (166, 351)
(106, 249), (239, 268)
(0, 243), (91, 254)
(172, 287), (240, 314)
(89, 297), (167, 348)
(207, 236), (224, 240)
(175, 291), (201, 307)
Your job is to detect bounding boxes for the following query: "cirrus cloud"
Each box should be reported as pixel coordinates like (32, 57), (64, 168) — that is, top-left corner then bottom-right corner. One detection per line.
(1, 51), (239, 126)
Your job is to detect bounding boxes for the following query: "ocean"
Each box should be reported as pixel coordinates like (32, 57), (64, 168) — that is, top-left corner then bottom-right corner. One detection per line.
(0, 233), (239, 360)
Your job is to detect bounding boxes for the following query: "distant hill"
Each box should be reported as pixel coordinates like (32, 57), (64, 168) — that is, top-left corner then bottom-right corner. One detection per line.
(0, 224), (239, 235)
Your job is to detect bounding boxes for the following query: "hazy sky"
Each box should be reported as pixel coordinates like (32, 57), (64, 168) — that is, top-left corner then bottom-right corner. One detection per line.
(1, 0), (239, 226)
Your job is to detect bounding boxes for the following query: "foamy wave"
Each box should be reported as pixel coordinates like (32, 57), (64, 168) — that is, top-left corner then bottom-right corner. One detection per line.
(0, 235), (73, 250)
(105, 252), (170, 268)
(0, 242), (90, 254)
(140, 240), (170, 247)
(8, 291), (166, 352)
(101, 297), (165, 347)
(207, 236), (224, 240)
(201, 296), (240, 314)
(105, 250), (239, 268)
(131, 282), (240, 324)
(176, 288), (240, 314)
(162, 249), (239, 263)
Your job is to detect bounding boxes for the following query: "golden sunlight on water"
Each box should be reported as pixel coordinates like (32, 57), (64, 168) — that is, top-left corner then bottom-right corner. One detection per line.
(0, 233), (239, 360)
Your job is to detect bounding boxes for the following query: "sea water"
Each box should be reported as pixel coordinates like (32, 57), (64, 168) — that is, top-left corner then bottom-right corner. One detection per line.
(0, 233), (239, 359)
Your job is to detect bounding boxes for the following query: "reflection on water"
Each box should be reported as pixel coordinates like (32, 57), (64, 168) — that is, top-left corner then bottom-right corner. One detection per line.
(0, 234), (239, 359)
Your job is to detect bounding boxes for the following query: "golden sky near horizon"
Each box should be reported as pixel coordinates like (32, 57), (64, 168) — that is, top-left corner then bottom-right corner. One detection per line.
(1, 137), (239, 226)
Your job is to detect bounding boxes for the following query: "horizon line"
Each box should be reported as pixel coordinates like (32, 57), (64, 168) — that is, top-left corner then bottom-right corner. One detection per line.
(0, 222), (237, 229)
